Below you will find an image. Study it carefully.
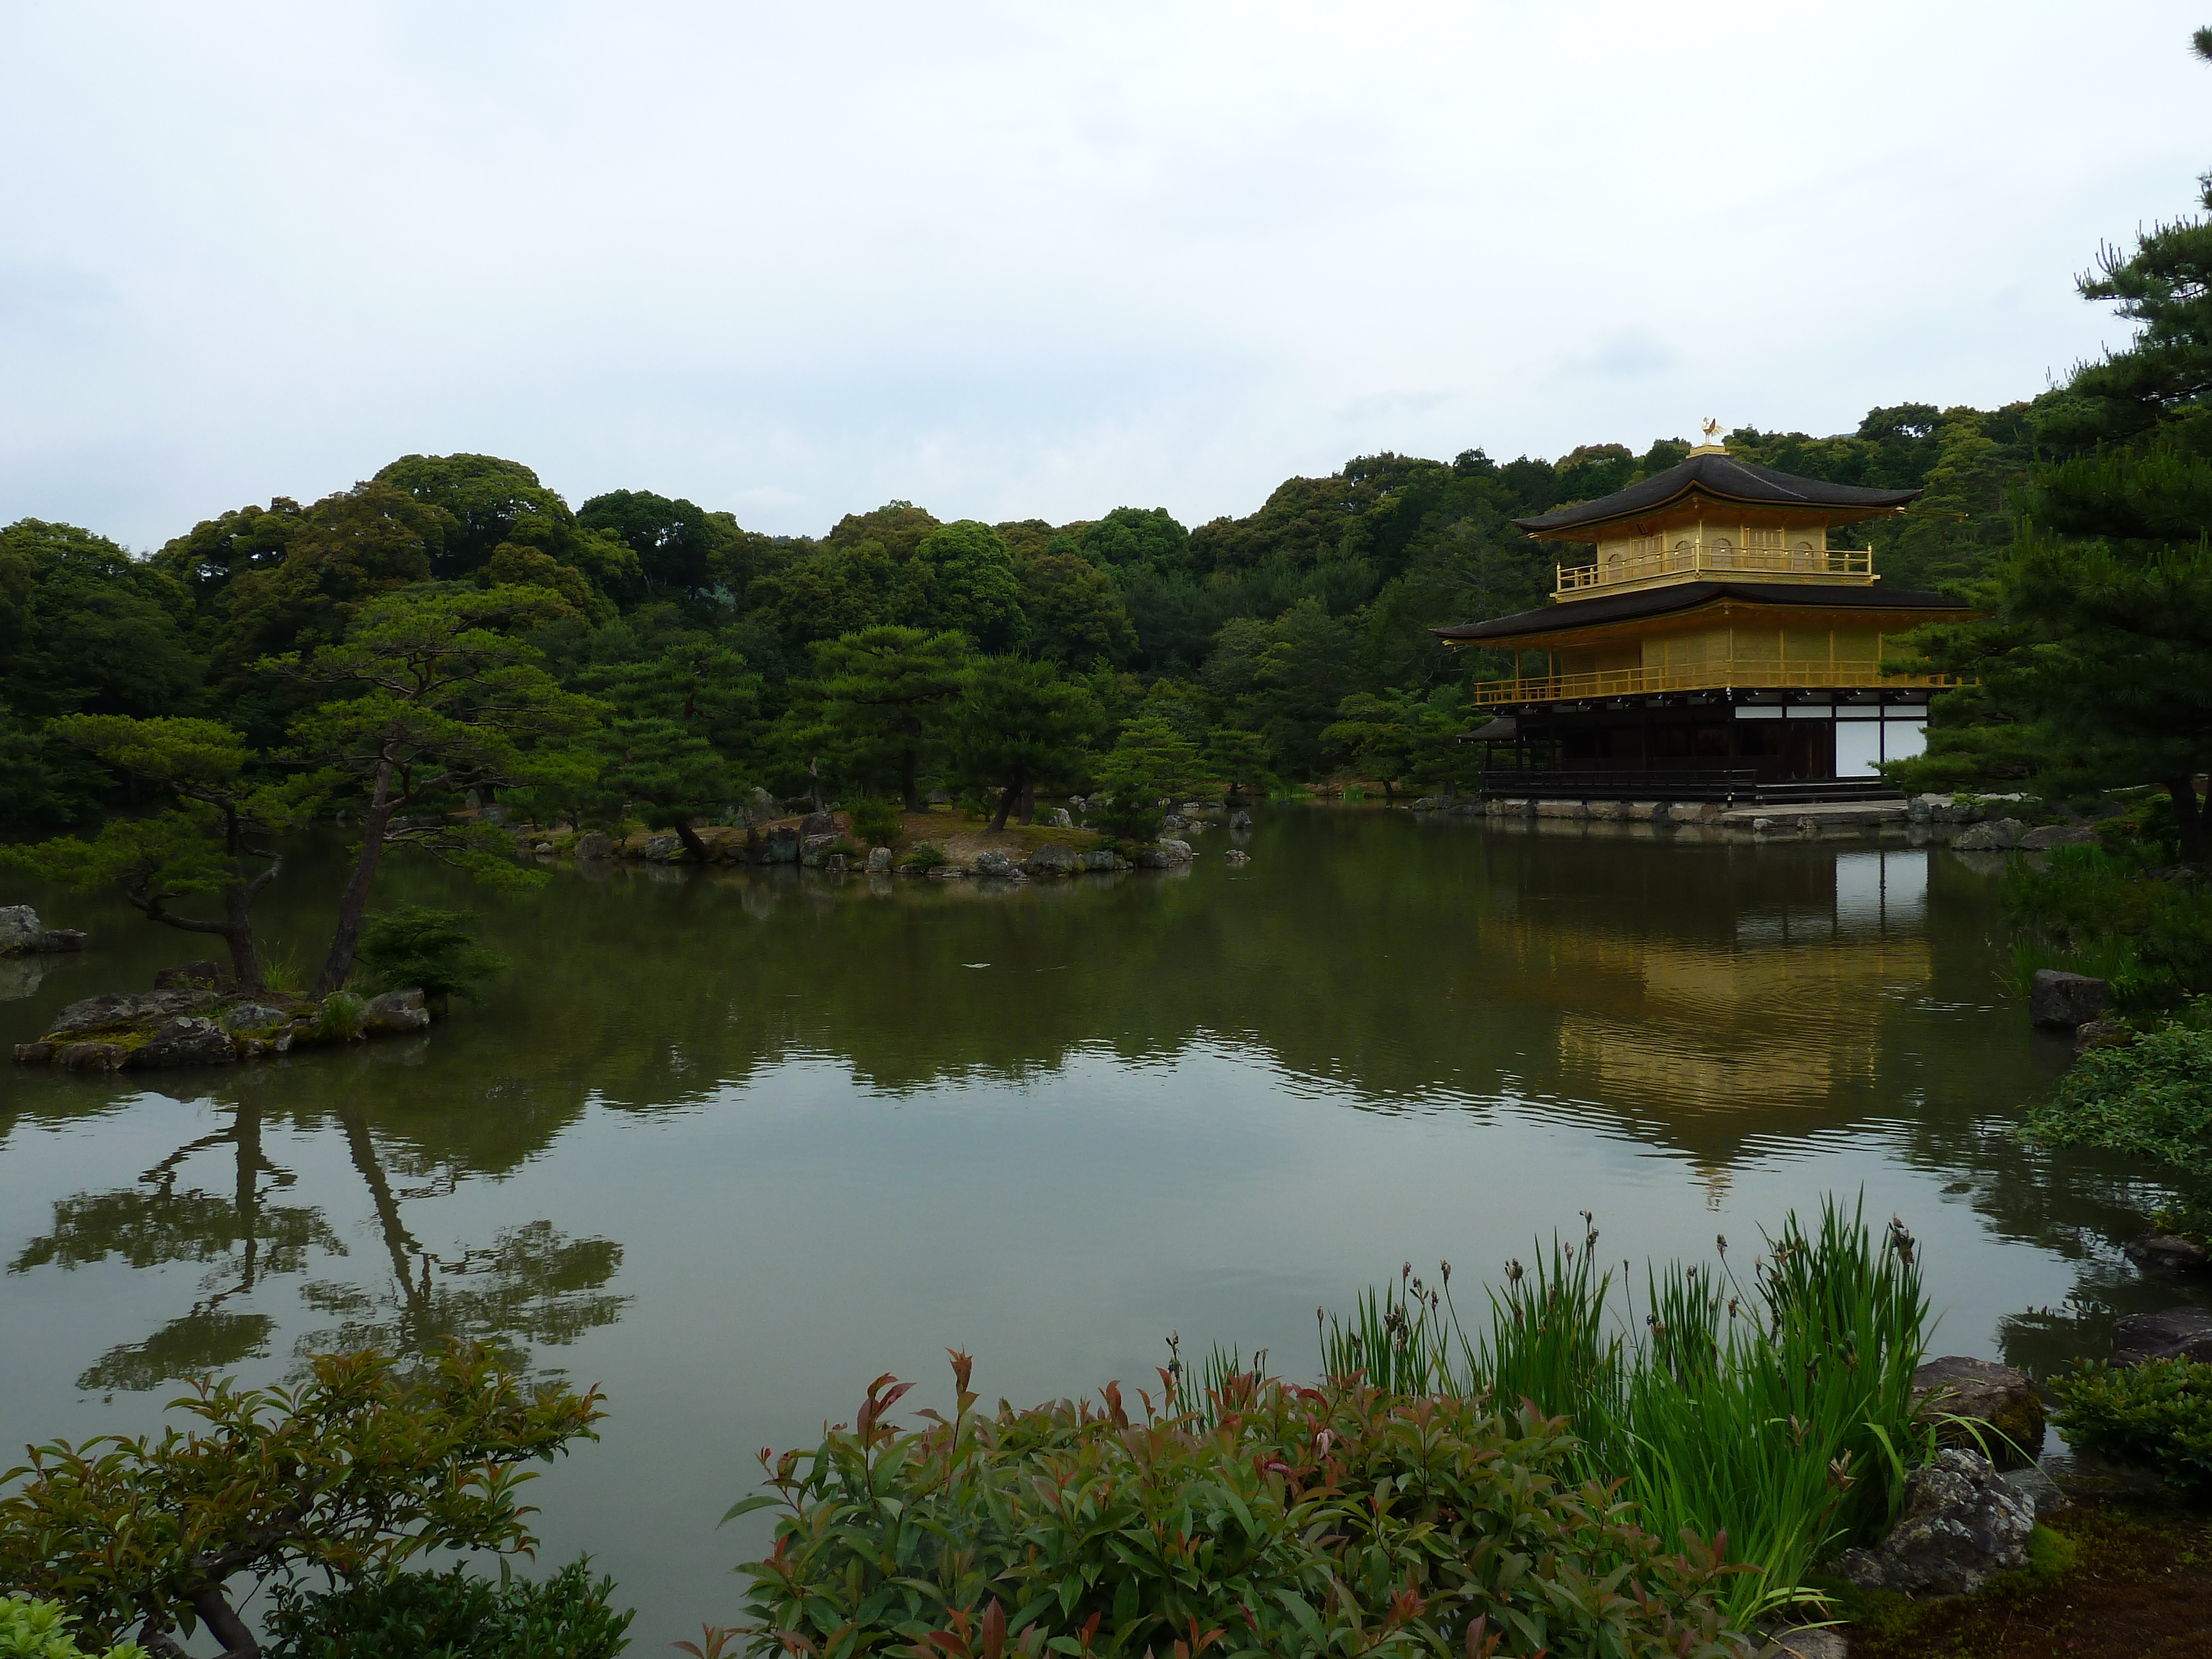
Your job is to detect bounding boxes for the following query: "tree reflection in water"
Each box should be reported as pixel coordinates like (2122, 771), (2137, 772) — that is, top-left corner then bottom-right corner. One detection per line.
(6, 1099), (626, 1392)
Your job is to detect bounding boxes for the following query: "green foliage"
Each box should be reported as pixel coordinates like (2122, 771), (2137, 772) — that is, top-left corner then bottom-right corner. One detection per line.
(316, 990), (368, 1040)
(725, 1355), (1743, 1659)
(263, 1558), (633, 1659)
(1087, 716), (1203, 842)
(0, 1596), (148, 1659)
(1999, 841), (2212, 1011)
(0, 519), (200, 725)
(2013, 1022), (2212, 1169)
(1318, 1200), (1930, 1626)
(578, 489), (721, 597)
(0, 1344), (604, 1654)
(275, 586), (598, 992)
(1200, 726), (1276, 796)
(357, 907), (510, 1006)
(1885, 179), (2212, 859)
(948, 656), (1102, 829)
(2049, 1357), (2212, 1493)
(806, 625), (972, 810)
(0, 714), (325, 990)
(847, 797), (904, 849)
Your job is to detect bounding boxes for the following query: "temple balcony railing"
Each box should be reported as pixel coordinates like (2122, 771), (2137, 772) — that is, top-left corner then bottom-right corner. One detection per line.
(1469, 660), (1969, 707)
(1556, 544), (1875, 597)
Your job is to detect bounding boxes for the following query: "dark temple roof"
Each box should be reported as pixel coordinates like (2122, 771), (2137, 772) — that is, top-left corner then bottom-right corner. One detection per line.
(1429, 580), (1972, 644)
(1514, 452), (1922, 535)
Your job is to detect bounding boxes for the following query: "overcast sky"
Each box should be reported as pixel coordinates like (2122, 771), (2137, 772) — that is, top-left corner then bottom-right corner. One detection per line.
(3, 2), (2207, 550)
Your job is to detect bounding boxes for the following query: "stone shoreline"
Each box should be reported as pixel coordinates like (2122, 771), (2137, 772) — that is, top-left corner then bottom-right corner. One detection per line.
(1407, 791), (2103, 845)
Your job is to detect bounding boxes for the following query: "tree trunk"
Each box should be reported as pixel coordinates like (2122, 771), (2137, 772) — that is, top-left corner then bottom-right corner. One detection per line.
(315, 767), (397, 997)
(187, 1579), (260, 1658)
(221, 883), (265, 992)
(1017, 781), (1036, 826)
(2168, 774), (2210, 864)
(674, 817), (711, 862)
(899, 750), (922, 814)
(988, 768), (1023, 833)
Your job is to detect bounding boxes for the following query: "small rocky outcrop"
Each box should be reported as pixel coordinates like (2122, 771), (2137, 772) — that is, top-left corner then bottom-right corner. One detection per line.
(1223, 849), (1251, 866)
(0, 906), (44, 954)
(1, 906), (90, 956)
(2030, 969), (2113, 1030)
(800, 811), (838, 837)
(1954, 817), (2027, 852)
(2074, 1016), (2130, 1055)
(137, 1016), (238, 1067)
(1228, 810), (1252, 830)
(1025, 843), (1079, 877)
(575, 831), (615, 859)
(640, 832), (687, 862)
(1911, 1355), (2044, 1466)
(1132, 839), (1196, 869)
(2112, 1305), (2212, 1366)
(2125, 1234), (2211, 1272)
(362, 989), (431, 1035)
(1047, 808), (1074, 828)
(16, 980), (438, 1071)
(1826, 1449), (2034, 1597)
(867, 846), (893, 872)
(972, 849), (1021, 879)
(1078, 849), (1118, 872)
(763, 826), (801, 864)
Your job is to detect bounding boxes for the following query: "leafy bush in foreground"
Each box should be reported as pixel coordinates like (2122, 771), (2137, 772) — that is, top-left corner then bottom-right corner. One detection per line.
(264, 1558), (632, 1658)
(2013, 1024), (2212, 1170)
(0, 1596), (147, 1659)
(0, 1345), (604, 1656)
(721, 1356), (1744, 1658)
(2049, 1357), (2212, 1494)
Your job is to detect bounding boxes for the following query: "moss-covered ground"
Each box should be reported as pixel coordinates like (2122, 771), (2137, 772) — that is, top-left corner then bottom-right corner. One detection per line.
(1837, 1503), (2212, 1657)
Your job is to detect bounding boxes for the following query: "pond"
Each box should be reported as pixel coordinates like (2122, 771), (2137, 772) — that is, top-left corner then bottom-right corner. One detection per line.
(0, 806), (2196, 1640)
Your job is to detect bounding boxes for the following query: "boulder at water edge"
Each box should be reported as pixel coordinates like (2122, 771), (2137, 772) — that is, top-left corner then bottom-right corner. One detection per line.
(575, 831), (614, 859)
(867, 846), (893, 872)
(50, 989), (223, 1035)
(1911, 1355), (2044, 1466)
(1025, 843), (1078, 877)
(2125, 1234), (2211, 1272)
(2030, 969), (2112, 1030)
(1827, 1449), (2034, 1597)
(362, 989), (431, 1035)
(0, 906), (42, 954)
(1954, 817), (2027, 851)
(135, 1016), (239, 1067)
(1229, 810), (1252, 830)
(972, 849), (1021, 878)
(2113, 1305), (2212, 1365)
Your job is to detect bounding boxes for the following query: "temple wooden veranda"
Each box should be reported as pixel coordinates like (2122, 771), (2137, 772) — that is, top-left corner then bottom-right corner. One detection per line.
(1430, 439), (1975, 803)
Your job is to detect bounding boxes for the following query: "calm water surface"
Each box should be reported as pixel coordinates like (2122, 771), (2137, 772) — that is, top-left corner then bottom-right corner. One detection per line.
(0, 807), (2195, 1639)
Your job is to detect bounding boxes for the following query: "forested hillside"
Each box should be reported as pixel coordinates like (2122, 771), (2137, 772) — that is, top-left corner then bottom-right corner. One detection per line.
(0, 399), (2036, 833)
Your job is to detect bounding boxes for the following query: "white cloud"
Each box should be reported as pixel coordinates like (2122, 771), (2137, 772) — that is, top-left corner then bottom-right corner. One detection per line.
(1, 0), (2204, 547)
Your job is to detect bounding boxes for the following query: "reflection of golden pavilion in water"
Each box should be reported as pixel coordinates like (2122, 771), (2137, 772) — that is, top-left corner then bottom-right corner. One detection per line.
(1505, 849), (1930, 1123)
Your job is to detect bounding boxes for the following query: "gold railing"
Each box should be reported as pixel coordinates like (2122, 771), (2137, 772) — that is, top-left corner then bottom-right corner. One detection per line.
(1557, 544), (1875, 596)
(1470, 661), (1968, 707)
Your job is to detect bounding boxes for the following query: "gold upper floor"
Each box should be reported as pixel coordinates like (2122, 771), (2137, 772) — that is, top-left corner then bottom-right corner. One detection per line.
(1558, 520), (1876, 599)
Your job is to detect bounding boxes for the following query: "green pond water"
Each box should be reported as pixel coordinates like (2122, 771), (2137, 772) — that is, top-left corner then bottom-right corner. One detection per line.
(0, 806), (2196, 1639)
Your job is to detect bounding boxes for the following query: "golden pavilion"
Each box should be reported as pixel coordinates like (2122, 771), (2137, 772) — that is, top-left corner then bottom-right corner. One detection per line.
(1430, 433), (1974, 798)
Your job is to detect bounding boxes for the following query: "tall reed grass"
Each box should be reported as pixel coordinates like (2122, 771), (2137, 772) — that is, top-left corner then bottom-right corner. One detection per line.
(1310, 1197), (1929, 1625)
